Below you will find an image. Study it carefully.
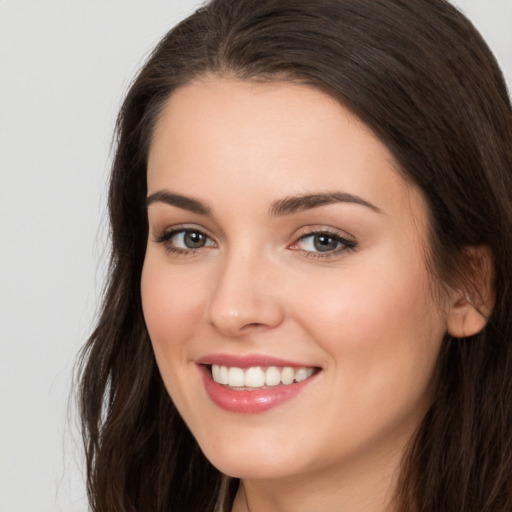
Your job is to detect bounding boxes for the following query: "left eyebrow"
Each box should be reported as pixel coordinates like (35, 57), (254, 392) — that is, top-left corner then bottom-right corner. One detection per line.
(269, 192), (383, 216)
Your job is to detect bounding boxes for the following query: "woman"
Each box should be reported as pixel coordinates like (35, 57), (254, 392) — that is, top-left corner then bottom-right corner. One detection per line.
(78, 0), (512, 510)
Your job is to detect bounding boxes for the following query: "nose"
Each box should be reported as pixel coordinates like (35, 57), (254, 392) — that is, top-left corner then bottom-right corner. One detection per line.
(207, 251), (285, 337)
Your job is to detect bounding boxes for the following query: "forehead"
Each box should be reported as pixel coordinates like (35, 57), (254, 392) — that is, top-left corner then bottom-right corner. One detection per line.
(147, 77), (425, 226)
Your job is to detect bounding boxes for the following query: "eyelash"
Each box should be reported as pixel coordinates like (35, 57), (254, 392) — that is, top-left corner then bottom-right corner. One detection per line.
(291, 230), (357, 259)
(154, 227), (357, 259)
(154, 227), (215, 256)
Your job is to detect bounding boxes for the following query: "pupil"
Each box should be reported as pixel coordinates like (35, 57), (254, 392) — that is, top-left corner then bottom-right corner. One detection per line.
(184, 231), (205, 248)
(314, 234), (337, 252)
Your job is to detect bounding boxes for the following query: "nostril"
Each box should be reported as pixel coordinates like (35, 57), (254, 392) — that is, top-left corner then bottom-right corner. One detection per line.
(243, 322), (264, 329)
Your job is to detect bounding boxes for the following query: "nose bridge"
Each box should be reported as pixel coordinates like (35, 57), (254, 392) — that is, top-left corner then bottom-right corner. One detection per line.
(207, 243), (284, 336)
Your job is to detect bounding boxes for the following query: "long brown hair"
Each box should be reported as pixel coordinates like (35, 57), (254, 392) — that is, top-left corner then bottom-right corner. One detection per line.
(78, 1), (512, 510)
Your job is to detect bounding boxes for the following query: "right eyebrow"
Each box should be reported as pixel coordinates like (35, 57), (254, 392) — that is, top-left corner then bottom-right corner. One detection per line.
(146, 190), (212, 215)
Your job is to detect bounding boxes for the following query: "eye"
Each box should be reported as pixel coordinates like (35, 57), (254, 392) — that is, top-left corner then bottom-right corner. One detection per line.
(155, 228), (216, 253)
(172, 230), (212, 249)
(291, 230), (357, 257)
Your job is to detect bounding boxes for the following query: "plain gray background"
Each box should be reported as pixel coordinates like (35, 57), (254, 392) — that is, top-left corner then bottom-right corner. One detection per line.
(0, 1), (510, 511)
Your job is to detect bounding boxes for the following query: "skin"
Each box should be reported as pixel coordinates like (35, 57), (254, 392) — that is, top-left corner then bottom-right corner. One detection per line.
(141, 77), (461, 512)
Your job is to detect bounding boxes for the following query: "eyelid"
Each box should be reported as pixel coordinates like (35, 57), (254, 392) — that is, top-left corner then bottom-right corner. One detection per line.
(151, 222), (356, 259)
(153, 224), (217, 255)
(288, 226), (357, 258)
(153, 223), (213, 240)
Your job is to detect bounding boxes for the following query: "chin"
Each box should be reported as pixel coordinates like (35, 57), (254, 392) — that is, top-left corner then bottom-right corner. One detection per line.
(196, 431), (305, 480)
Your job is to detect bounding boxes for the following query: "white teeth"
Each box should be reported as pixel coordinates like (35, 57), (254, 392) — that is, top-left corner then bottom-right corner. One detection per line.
(265, 366), (281, 386)
(281, 367), (295, 385)
(218, 365), (229, 385)
(228, 367), (245, 387)
(210, 364), (315, 388)
(245, 367), (265, 387)
(295, 368), (308, 382)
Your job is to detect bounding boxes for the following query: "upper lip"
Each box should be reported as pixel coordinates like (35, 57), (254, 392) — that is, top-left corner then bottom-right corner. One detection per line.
(196, 353), (317, 368)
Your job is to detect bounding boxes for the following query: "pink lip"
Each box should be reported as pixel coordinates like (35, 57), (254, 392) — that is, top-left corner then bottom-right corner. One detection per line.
(196, 353), (309, 368)
(196, 354), (319, 414)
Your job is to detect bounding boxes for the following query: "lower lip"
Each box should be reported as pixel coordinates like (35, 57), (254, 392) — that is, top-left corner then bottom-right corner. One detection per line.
(199, 365), (318, 413)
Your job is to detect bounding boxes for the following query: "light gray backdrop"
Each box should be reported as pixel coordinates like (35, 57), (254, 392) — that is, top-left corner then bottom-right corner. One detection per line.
(0, 1), (510, 511)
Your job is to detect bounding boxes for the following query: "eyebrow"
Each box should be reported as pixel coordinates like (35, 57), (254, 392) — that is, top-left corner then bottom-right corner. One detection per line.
(146, 190), (382, 216)
(269, 192), (382, 216)
(146, 191), (211, 215)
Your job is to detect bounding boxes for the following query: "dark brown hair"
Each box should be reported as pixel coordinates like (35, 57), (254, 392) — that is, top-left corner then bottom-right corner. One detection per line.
(78, 0), (512, 510)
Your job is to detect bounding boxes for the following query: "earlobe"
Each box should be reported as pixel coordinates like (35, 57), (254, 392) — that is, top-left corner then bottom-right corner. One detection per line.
(446, 296), (491, 338)
(446, 245), (495, 339)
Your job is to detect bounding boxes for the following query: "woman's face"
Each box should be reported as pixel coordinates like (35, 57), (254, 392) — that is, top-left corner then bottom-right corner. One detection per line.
(142, 78), (450, 482)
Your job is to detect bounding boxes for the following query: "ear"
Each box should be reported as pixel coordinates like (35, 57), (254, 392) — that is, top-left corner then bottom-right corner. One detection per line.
(446, 245), (495, 338)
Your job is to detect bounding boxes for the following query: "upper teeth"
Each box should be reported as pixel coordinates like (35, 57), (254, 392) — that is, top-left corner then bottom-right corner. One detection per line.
(211, 365), (315, 388)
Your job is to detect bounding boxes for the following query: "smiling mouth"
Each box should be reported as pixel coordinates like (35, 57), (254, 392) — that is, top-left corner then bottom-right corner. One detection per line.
(209, 364), (317, 389)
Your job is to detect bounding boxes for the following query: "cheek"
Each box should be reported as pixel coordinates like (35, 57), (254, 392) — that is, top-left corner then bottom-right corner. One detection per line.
(296, 261), (429, 334)
(140, 255), (214, 420)
(140, 256), (206, 361)
(291, 246), (445, 392)
(291, 263), (444, 451)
